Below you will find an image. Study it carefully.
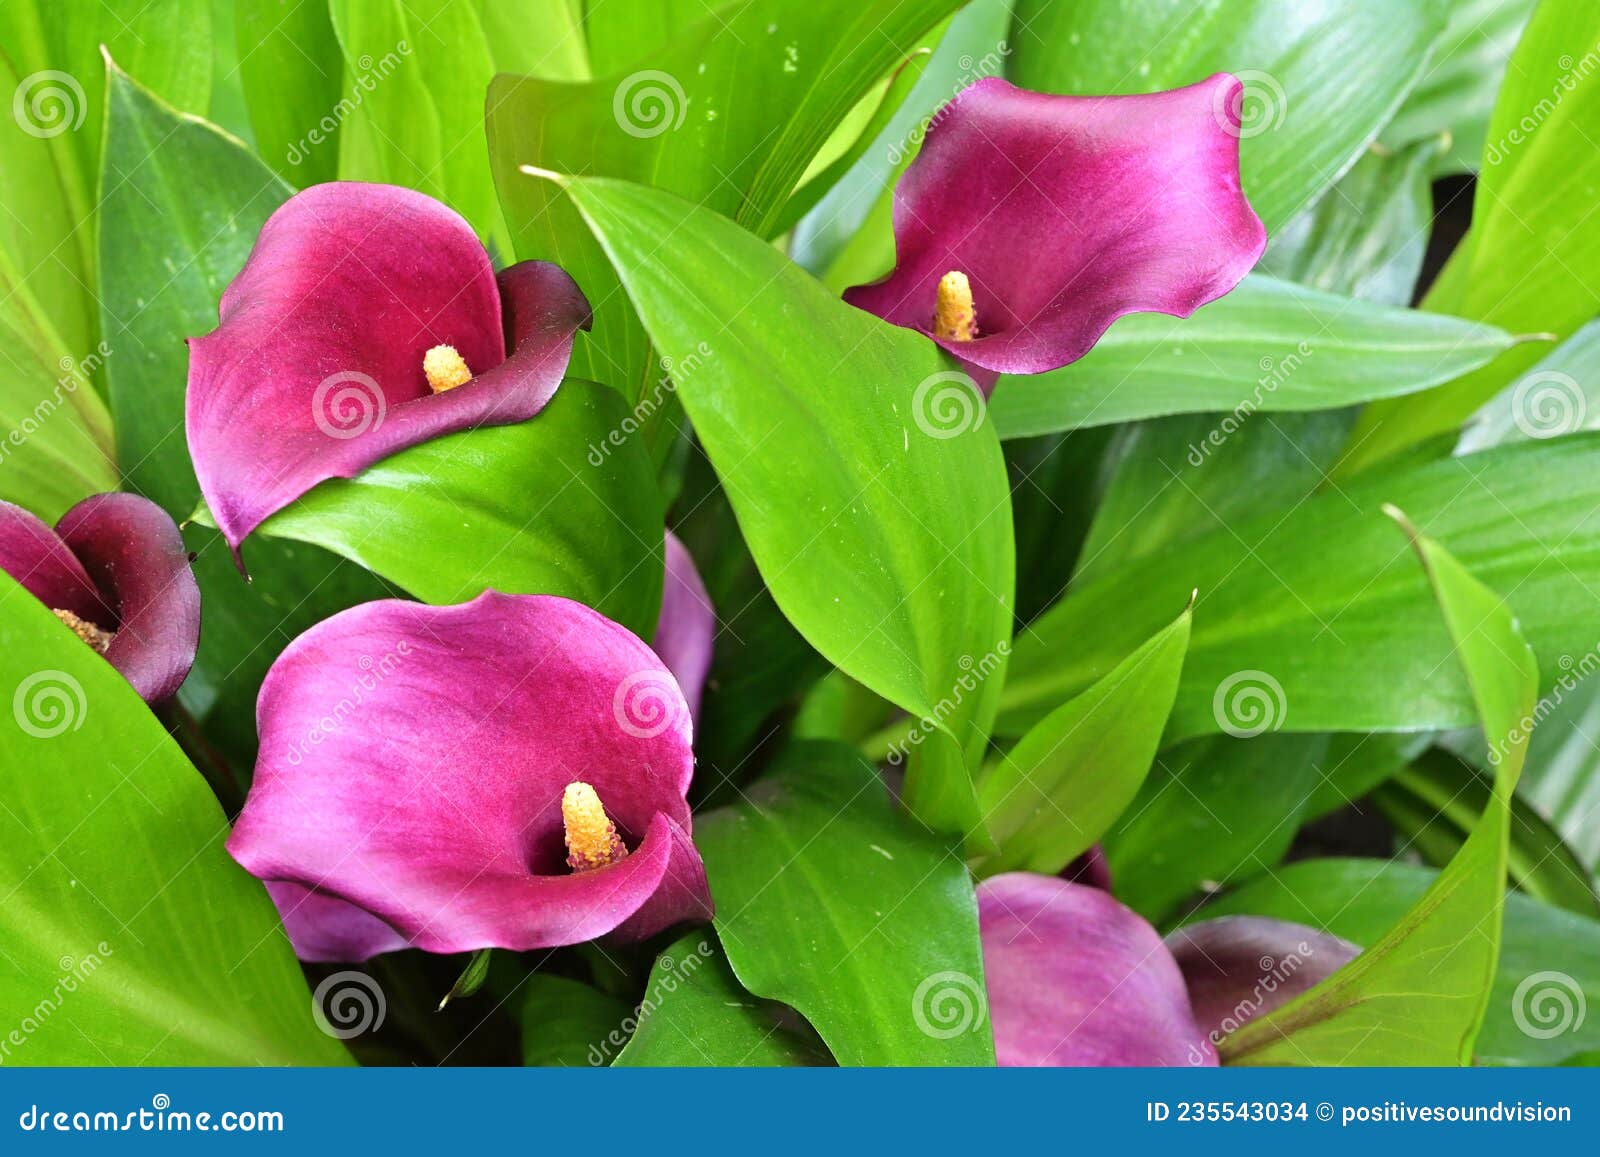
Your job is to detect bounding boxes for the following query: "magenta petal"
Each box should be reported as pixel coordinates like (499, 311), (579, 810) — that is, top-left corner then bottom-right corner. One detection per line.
(652, 531), (715, 724)
(0, 499), (107, 622)
(1166, 916), (1361, 1044)
(227, 591), (711, 958)
(0, 495), (198, 703)
(187, 182), (590, 557)
(55, 493), (201, 703)
(844, 75), (1265, 376)
(980, 873), (1216, 1067)
(263, 881), (410, 963)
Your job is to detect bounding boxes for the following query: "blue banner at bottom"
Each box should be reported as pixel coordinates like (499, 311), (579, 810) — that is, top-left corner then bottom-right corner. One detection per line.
(0, 1067), (1589, 1152)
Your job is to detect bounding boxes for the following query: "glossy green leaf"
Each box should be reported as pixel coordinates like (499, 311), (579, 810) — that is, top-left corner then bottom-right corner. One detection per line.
(978, 601), (1191, 875)
(1008, 0), (1450, 232)
(98, 61), (389, 765)
(698, 742), (994, 1066)
(987, 275), (1515, 440)
(1222, 515), (1537, 1065)
(1458, 322), (1600, 453)
(614, 933), (820, 1067)
(1195, 859), (1600, 1066)
(1346, 0), (1600, 471)
(542, 172), (1014, 836)
(0, 572), (349, 1065)
(519, 975), (629, 1067)
(1000, 435), (1600, 743)
(231, 381), (666, 641)
(234, 0), (344, 186)
(1381, 0), (1537, 174)
(1372, 749), (1600, 918)
(487, 0), (961, 395)
(1105, 733), (1330, 923)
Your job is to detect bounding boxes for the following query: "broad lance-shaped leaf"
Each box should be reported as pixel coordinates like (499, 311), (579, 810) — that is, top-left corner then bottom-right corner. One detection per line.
(233, 0), (343, 187)
(537, 170), (1014, 838)
(197, 381), (666, 641)
(614, 932), (821, 1067)
(488, 0), (962, 396)
(986, 274), (1516, 439)
(977, 599), (1191, 875)
(1008, 0), (1451, 233)
(0, 570), (348, 1064)
(1221, 512), (1537, 1065)
(1194, 858), (1600, 1067)
(997, 435), (1600, 742)
(696, 742), (994, 1066)
(1344, 0), (1600, 472)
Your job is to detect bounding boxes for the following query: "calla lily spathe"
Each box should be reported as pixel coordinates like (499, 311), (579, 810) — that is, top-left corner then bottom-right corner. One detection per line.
(0, 494), (199, 703)
(845, 75), (1266, 391)
(187, 182), (591, 560)
(227, 591), (713, 962)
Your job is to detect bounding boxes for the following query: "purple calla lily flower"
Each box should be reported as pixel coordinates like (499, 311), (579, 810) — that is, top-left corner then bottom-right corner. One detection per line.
(0, 494), (199, 703)
(653, 531), (715, 725)
(979, 873), (1216, 1066)
(187, 182), (592, 561)
(1166, 916), (1361, 1047)
(845, 75), (1265, 391)
(227, 591), (712, 962)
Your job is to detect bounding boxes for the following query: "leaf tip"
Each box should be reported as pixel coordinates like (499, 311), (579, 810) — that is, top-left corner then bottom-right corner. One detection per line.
(519, 164), (570, 187)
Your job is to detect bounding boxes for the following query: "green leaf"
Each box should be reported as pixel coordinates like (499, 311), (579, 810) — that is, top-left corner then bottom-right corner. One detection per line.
(437, 949), (493, 1011)
(1371, 749), (1600, 918)
(1259, 139), (1442, 307)
(234, 0), (345, 186)
(998, 435), (1600, 742)
(986, 275), (1515, 440)
(614, 933), (821, 1067)
(977, 600), (1191, 875)
(230, 381), (667, 641)
(98, 60), (389, 766)
(1221, 512), (1537, 1065)
(1381, 0), (1538, 174)
(1458, 322), (1600, 453)
(519, 975), (629, 1067)
(698, 742), (994, 1066)
(1194, 859), (1600, 1066)
(1104, 733), (1330, 924)
(1346, 0), (1600, 471)
(1007, 0), (1450, 232)
(540, 172), (1014, 836)
(487, 0), (961, 395)
(0, 572), (348, 1065)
